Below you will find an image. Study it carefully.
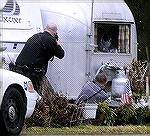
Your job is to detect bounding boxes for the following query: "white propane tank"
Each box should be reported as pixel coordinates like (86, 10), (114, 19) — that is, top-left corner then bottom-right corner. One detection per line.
(111, 70), (128, 99)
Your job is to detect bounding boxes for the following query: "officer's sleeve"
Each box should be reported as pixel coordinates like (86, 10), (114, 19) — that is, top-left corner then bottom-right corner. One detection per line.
(44, 36), (65, 59)
(54, 44), (65, 59)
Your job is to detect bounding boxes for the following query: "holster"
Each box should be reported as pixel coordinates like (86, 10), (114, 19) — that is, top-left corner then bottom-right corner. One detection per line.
(9, 62), (45, 79)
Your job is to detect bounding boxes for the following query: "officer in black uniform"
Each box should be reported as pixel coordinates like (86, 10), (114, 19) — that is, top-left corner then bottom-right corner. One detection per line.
(15, 23), (65, 95)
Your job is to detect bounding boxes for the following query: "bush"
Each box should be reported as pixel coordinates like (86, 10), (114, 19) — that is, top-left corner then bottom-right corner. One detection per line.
(128, 60), (147, 95)
(134, 106), (150, 125)
(96, 102), (116, 126)
(145, 107), (150, 124)
(135, 106), (147, 125)
(25, 93), (78, 128)
(94, 102), (150, 126)
(114, 103), (136, 125)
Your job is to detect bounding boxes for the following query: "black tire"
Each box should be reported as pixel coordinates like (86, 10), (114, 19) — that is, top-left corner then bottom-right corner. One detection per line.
(0, 87), (26, 136)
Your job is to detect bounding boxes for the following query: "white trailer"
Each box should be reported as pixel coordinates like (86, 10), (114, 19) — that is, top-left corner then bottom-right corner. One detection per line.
(1, 0), (137, 99)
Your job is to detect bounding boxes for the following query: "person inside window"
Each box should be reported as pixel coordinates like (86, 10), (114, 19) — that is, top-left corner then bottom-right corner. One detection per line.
(98, 33), (111, 52)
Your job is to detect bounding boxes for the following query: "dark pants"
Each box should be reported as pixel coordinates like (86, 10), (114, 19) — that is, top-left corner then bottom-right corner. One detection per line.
(9, 63), (54, 98)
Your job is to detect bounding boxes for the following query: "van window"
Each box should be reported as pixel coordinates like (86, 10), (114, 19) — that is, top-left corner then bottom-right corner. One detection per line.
(94, 23), (130, 54)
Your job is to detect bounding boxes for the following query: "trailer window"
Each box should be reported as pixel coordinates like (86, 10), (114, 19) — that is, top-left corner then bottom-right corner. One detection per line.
(94, 23), (130, 53)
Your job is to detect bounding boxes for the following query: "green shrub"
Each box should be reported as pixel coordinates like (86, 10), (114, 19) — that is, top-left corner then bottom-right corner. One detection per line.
(96, 102), (116, 126)
(134, 106), (148, 125)
(146, 106), (150, 123)
(115, 103), (136, 125)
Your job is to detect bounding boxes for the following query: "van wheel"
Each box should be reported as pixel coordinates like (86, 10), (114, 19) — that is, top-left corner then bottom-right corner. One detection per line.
(0, 87), (26, 136)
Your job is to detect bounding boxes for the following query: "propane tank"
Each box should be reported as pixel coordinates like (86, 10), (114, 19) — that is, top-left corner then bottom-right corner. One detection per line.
(111, 69), (128, 99)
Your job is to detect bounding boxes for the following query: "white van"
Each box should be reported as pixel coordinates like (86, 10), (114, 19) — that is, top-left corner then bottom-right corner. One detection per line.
(1, 0), (137, 99)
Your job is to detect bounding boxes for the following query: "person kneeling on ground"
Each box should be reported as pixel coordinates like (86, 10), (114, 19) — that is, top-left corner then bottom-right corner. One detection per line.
(76, 72), (110, 104)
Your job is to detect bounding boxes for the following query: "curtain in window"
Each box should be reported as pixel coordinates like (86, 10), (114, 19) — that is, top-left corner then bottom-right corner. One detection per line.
(118, 25), (130, 53)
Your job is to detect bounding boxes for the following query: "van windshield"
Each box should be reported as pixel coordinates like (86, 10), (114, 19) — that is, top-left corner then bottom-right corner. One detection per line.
(94, 23), (130, 54)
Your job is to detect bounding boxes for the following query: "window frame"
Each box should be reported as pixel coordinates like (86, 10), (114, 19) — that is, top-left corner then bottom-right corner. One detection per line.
(93, 21), (133, 54)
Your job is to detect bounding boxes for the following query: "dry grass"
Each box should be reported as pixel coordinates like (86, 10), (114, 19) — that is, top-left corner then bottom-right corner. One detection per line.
(22, 125), (150, 135)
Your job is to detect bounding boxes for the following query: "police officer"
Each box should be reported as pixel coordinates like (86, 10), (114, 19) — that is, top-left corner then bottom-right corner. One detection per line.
(15, 22), (65, 95)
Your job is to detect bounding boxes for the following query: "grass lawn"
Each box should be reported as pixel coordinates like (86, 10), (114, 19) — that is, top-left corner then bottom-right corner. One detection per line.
(22, 124), (150, 135)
